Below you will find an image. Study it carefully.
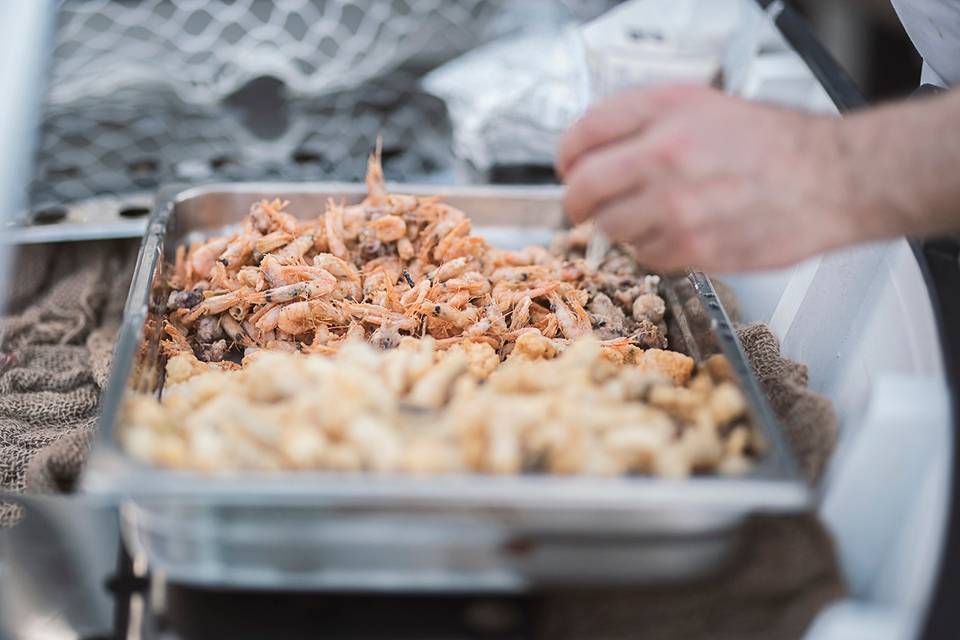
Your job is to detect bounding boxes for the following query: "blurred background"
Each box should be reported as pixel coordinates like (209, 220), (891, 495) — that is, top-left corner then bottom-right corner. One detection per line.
(795, 0), (921, 99)
(21, 0), (925, 222)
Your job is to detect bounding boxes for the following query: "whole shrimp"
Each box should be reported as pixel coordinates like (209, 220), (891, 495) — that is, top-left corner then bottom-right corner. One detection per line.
(370, 214), (406, 243)
(256, 230), (294, 255)
(363, 139), (387, 208)
(189, 237), (230, 282)
(256, 199), (298, 234)
(276, 300), (352, 336)
(209, 261), (240, 291)
(345, 302), (418, 331)
(490, 265), (550, 283)
(254, 304), (283, 334)
(397, 237), (415, 261)
(428, 257), (471, 282)
(163, 140), (672, 366)
(370, 317), (403, 350)
(417, 217), (457, 264)
(493, 282), (561, 312)
(261, 255), (335, 288)
(509, 296), (532, 332)
(439, 236), (488, 263)
(341, 204), (368, 240)
(363, 256), (403, 284)
(221, 314), (257, 348)
(400, 278), (432, 313)
(183, 288), (255, 325)
(444, 272), (490, 296)
(384, 194), (420, 217)
(250, 273), (337, 304)
(433, 219), (470, 262)
(273, 233), (315, 263)
(314, 253), (363, 300)
(220, 228), (261, 269)
(484, 301), (509, 335)
(237, 266), (265, 290)
(498, 245), (552, 267)
(362, 270), (392, 308)
(161, 322), (193, 358)
(276, 301), (321, 335)
(324, 199), (349, 260)
(419, 301), (479, 329)
(548, 291), (592, 340)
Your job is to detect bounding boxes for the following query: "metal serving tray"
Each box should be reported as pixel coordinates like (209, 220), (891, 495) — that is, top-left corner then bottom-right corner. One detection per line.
(84, 182), (809, 592)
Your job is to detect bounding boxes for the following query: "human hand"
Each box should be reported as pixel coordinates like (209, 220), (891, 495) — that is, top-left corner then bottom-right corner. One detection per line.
(556, 85), (872, 272)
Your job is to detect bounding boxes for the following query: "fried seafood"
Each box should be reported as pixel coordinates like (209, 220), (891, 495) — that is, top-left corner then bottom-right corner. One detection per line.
(161, 146), (668, 363)
(128, 146), (768, 479)
(121, 336), (754, 477)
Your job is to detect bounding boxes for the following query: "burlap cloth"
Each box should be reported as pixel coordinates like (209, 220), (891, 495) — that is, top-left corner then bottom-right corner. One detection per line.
(0, 245), (844, 637)
(0, 240), (135, 525)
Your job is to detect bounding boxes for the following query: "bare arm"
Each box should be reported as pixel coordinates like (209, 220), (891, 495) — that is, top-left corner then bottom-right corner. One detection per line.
(556, 85), (960, 272)
(840, 88), (960, 240)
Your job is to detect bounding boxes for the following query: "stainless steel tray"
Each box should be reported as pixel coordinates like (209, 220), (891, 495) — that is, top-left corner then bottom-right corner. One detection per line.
(84, 182), (809, 592)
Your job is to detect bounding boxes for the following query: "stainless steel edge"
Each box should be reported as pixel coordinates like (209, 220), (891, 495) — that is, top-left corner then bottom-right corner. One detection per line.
(94, 185), (184, 450)
(84, 469), (809, 511)
(2, 221), (149, 244)
(3, 192), (154, 245)
(3, 181), (558, 245)
(80, 181), (812, 590)
(688, 271), (804, 482)
(87, 181), (809, 508)
(170, 180), (565, 199)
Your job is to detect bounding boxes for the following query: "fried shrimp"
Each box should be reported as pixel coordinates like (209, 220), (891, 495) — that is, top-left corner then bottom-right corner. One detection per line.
(164, 144), (669, 362)
(147, 149), (751, 481)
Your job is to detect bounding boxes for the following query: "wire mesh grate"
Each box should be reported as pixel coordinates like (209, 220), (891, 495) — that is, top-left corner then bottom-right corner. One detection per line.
(28, 0), (619, 211)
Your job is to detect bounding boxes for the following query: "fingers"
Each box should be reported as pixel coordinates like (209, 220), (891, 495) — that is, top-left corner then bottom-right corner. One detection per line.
(590, 187), (706, 273)
(556, 91), (657, 178)
(556, 84), (707, 177)
(590, 190), (659, 243)
(590, 190), (689, 273)
(630, 234), (694, 274)
(562, 134), (653, 225)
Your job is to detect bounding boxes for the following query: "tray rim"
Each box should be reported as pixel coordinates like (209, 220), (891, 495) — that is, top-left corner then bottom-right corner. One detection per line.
(85, 181), (810, 513)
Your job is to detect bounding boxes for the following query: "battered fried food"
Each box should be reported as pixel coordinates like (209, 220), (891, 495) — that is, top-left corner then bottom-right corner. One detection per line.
(121, 337), (754, 477)
(129, 146), (763, 480)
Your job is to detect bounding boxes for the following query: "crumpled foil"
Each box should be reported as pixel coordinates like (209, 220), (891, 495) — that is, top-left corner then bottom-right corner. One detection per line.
(423, 0), (742, 171)
(422, 27), (587, 172)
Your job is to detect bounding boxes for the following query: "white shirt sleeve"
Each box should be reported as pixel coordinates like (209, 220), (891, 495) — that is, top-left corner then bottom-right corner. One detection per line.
(890, 0), (960, 87)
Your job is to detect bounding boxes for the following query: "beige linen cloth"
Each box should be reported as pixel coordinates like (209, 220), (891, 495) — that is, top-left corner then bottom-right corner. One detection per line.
(0, 242), (845, 638)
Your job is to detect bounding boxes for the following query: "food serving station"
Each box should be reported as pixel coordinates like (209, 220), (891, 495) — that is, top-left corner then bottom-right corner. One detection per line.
(1, 1), (958, 639)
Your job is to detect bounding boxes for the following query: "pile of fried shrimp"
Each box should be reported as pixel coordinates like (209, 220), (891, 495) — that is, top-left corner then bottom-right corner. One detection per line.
(121, 145), (758, 477)
(121, 335), (755, 477)
(161, 145), (669, 364)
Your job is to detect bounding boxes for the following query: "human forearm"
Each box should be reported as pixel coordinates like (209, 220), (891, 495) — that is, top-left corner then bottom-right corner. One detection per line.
(555, 85), (960, 273)
(838, 89), (960, 241)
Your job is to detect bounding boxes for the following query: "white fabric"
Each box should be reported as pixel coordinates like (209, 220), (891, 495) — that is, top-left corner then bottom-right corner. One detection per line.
(920, 61), (948, 87)
(891, 0), (960, 87)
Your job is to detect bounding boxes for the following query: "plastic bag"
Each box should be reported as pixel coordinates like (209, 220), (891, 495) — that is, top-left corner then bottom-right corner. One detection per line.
(423, 0), (742, 171)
